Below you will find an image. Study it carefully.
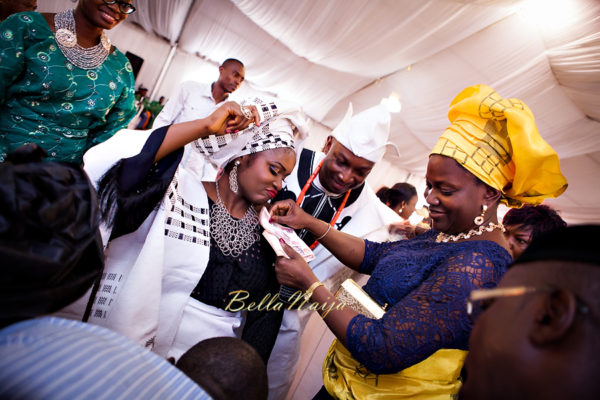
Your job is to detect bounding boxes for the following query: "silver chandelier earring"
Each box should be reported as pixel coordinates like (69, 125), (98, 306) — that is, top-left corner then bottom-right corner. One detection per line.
(229, 160), (241, 194)
(474, 204), (488, 226)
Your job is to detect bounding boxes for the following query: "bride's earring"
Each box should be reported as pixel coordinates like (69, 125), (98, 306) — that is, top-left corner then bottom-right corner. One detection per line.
(229, 160), (240, 194)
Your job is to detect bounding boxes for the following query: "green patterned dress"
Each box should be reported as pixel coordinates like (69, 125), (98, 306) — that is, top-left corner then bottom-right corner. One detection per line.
(0, 12), (136, 163)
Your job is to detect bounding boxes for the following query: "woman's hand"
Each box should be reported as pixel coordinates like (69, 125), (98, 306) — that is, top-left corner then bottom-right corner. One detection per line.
(155, 102), (260, 162)
(389, 222), (417, 239)
(206, 102), (260, 135)
(389, 221), (430, 239)
(275, 240), (319, 290)
(269, 199), (315, 230)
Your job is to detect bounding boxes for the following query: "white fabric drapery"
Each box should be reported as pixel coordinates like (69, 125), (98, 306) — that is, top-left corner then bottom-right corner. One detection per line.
(38, 0), (600, 222)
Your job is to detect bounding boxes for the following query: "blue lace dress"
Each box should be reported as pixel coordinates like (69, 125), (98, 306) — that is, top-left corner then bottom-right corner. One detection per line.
(346, 230), (512, 374)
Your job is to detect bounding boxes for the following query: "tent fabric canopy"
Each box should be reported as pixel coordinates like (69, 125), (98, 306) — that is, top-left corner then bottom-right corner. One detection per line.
(40, 0), (600, 224)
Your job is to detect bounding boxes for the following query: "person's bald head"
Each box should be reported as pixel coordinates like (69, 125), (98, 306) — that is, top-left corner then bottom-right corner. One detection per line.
(176, 337), (267, 400)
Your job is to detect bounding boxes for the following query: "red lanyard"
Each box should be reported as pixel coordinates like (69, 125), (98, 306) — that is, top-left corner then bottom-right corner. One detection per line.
(296, 159), (351, 249)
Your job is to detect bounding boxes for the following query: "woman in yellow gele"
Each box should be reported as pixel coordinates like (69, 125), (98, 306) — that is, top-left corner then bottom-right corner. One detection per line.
(270, 84), (568, 399)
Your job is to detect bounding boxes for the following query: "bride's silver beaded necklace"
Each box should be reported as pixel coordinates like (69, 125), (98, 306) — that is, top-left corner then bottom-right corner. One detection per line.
(210, 179), (260, 258)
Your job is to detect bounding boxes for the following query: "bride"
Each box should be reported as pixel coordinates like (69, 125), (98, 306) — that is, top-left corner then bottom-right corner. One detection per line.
(62, 99), (307, 364)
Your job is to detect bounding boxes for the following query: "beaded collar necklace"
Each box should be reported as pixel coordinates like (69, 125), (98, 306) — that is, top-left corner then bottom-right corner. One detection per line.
(297, 159), (350, 250)
(435, 221), (505, 243)
(54, 9), (111, 70)
(210, 179), (259, 257)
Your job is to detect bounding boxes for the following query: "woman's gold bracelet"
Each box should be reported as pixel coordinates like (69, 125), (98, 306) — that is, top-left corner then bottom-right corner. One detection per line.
(304, 281), (325, 301)
(314, 223), (331, 241)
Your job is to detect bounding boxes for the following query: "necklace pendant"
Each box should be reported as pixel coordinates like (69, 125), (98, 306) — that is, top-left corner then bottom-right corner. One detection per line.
(100, 32), (111, 51)
(55, 28), (76, 48)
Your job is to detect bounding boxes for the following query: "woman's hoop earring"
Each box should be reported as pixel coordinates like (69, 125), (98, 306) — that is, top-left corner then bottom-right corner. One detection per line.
(229, 160), (240, 194)
(474, 204), (487, 226)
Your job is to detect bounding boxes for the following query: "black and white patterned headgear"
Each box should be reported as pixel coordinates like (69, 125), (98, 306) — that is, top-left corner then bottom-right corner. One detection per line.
(192, 98), (308, 170)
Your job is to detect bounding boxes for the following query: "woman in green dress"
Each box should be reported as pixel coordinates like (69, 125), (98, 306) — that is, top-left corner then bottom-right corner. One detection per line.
(0, 0), (137, 163)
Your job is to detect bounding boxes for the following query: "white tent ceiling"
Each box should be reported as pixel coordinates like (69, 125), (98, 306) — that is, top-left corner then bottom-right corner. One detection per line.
(41, 0), (600, 224)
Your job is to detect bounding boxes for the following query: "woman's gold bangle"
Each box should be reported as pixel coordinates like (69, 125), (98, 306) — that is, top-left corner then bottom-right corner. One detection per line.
(314, 223), (331, 241)
(304, 281), (324, 300)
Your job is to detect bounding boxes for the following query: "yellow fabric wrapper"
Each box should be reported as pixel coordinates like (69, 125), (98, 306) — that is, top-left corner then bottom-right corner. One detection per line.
(430, 84), (567, 207)
(322, 339), (467, 400)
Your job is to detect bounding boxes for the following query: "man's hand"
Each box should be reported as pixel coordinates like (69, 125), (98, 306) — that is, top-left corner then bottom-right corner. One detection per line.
(275, 240), (318, 290)
(269, 199), (313, 230)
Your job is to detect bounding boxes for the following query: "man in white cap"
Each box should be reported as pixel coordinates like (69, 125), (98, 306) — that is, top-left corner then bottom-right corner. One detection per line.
(266, 103), (402, 399)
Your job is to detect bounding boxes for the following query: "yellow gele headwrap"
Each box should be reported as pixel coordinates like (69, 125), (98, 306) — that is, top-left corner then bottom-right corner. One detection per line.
(430, 84), (567, 207)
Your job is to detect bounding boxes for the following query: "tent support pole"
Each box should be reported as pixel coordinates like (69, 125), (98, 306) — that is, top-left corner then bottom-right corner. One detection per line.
(151, 43), (178, 100)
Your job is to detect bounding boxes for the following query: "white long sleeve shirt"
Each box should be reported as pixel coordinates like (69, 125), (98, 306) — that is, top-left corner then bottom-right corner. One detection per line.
(153, 81), (228, 128)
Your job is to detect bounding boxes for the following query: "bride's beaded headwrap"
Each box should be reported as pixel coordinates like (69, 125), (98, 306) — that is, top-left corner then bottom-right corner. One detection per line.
(190, 98), (308, 177)
(186, 98), (308, 256)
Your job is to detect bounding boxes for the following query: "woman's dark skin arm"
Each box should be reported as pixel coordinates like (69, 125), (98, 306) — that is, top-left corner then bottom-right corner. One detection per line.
(275, 240), (358, 345)
(154, 102), (260, 162)
(269, 199), (366, 270)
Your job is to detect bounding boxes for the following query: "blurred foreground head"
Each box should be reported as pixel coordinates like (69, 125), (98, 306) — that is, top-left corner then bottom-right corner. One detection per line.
(176, 336), (268, 400)
(0, 144), (103, 327)
(460, 224), (600, 400)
